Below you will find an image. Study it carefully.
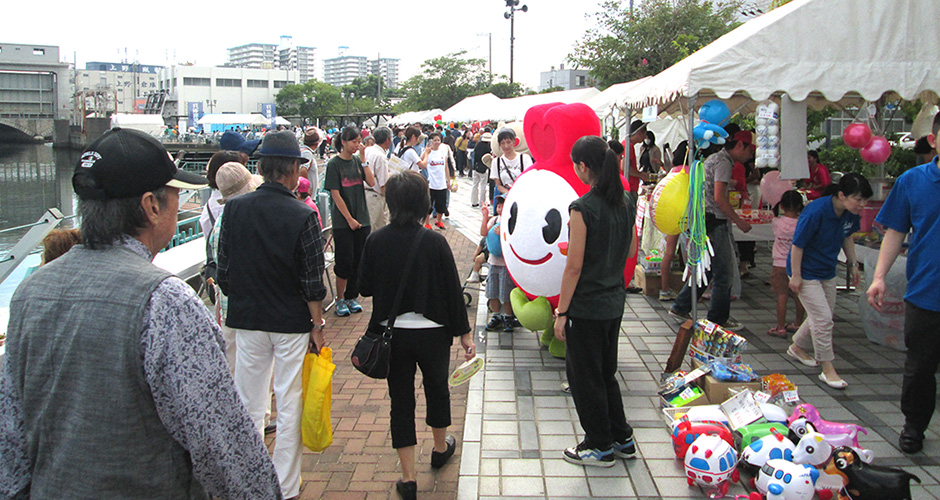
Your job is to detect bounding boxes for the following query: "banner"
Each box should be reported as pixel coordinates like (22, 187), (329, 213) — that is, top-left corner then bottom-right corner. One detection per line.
(261, 103), (276, 130)
(187, 102), (204, 130)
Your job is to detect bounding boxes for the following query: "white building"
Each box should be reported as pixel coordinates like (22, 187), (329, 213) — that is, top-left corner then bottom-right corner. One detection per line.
(323, 55), (369, 88)
(75, 62), (162, 114)
(226, 43), (278, 69)
(370, 58), (400, 89)
(279, 46), (316, 84)
(538, 64), (594, 92)
(158, 65), (298, 128)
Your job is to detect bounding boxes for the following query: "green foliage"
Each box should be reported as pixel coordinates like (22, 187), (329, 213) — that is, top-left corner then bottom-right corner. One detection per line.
(568, 0), (741, 88)
(818, 142), (920, 179)
(899, 99), (922, 124)
(486, 81), (525, 99)
(608, 126), (620, 142)
(806, 107), (839, 142)
(398, 51), (490, 111)
(275, 80), (342, 120)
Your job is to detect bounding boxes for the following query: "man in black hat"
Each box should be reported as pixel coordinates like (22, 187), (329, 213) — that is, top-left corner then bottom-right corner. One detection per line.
(217, 130), (327, 500)
(0, 128), (283, 499)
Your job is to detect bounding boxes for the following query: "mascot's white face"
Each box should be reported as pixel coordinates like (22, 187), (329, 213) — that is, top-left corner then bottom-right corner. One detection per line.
(502, 169), (578, 298)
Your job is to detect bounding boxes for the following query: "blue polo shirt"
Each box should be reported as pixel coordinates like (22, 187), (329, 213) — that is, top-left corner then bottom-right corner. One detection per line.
(875, 158), (940, 312)
(787, 195), (860, 280)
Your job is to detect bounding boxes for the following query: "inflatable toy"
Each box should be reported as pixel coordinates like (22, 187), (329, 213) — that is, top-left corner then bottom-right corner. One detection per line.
(670, 406), (731, 430)
(672, 419), (734, 459)
(755, 459), (819, 500)
(824, 447), (920, 500)
(734, 422), (790, 451)
(740, 429), (795, 476)
(486, 222), (502, 258)
(788, 419), (867, 456)
(685, 434), (739, 497)
(787, 405), (867, 444)
(793, 431), (873, 468)
(842, 123), (872, 149)
(692, 100), (731, 149)
(650, 165), (690, 235)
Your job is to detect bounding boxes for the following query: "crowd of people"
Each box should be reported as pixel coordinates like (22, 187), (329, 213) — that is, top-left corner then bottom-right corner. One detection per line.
(1, 109), (939, 498)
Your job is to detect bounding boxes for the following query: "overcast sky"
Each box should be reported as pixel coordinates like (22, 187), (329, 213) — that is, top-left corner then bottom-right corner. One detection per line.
(7, 0), (602, 89)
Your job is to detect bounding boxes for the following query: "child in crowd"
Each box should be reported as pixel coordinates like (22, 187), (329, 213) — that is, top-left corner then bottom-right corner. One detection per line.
(325, 126), (376, 317)
(420, 131), (451, 229)
(491, 127), (532, 198)
(295, 176), (322, 228)
(481, 194), (518, 332)
(768, 190), (805, 337)
(40, 228), (82, 265)
(554, 136), (637, 467)
(787, 173), (871, 389)
(467, 238), (488, 283)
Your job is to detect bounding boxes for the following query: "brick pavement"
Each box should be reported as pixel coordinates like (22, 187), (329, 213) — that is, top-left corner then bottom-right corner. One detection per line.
(273, 177), (483, 500)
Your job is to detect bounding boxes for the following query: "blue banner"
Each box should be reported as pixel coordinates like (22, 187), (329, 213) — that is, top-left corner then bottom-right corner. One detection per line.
(187, 101), (204, 130)
(261, 103), (276, 130)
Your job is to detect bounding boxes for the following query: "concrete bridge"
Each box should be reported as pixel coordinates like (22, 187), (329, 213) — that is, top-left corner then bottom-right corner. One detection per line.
(0, 118), (55, 142)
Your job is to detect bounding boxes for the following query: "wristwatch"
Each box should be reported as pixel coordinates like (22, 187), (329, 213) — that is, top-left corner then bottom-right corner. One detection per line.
(556, 309), (568, 317)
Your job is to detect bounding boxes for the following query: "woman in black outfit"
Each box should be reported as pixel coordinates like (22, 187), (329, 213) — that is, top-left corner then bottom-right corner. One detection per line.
(358, 170), (475, 500)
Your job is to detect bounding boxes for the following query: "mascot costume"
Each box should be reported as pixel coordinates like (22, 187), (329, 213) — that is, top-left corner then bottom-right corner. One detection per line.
(503, 102), (638, 358)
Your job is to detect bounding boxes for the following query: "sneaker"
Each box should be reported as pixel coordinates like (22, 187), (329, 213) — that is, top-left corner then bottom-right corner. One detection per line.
(668, 308), (691, 323)
(485, 314), (503, 331)
(424, 223), (432, 229)
(626, 285), (643, 294)
(899, 426), (924, 454)
(503, 320), (515, 333)
(471, 204), (480, 208)
(612, 436), (637, 459)
(659, 289), (677, 301)
(435, 221), (445, 229)
(430, 435), (456, 468)
(346, 298), (363, 313)
(563, 442), (615, 467)
(721, 319), (744, 332)
(467, 271), (481, 283)
(505, 315), (522, 329)
(335, 299), (350, 317)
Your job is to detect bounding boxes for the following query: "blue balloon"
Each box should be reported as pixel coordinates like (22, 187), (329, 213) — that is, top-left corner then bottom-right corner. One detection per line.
(692, 122), (729, 149)
(699, 99), (730, 126)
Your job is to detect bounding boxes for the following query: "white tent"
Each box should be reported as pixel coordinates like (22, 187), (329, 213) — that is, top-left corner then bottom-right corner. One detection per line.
(619, 0), (940, 114)
(584, 78), (649, 118)
(111, 113), (165, 137)
(499, 88), (600, 122)
(196, 113), (271, 126)
(388, 108), (445, 126)
(617, 0), (940, 181)
(442, 94), (502, 123)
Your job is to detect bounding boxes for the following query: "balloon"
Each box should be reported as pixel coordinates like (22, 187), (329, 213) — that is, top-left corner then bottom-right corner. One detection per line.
(433, 114), (442, 121)
(860, 135), (891, 164)
(698, 99), (731, 127)
(684, 434), (739, 497)
(693, 122), (729, 149)
(843, 123), (873, 149)
(650, 167), (690, 235)
(760, 170), (793, 207)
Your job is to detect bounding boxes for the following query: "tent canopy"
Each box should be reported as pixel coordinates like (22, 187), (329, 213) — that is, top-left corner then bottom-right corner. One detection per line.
(619, 0), (940, 114)
(441, 94), (502, 123)
(583, 78), (649, 116)
(111, 113), (165, 136)
(196, 113), (271, 126)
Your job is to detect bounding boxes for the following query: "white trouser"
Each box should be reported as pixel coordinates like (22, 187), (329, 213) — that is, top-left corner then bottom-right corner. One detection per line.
(233, 329), (308, 499)
(793, 278), (837, 362)
(365, 190), (388, 229)
(471, 170), (489, 206)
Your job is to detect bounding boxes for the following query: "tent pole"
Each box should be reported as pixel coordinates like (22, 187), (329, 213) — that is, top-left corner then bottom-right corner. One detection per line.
(688, 95), (698, 325)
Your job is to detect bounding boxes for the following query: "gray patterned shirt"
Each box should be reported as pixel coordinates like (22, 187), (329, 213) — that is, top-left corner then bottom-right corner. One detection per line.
(0, 237), (282, 500)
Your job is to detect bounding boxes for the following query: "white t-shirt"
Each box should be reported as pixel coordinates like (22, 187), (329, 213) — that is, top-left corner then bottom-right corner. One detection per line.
(426, 148), (448, 190)
(490, 153), (531, 189)
(399, 147), (421, 171)
(364, 144), (389, 194)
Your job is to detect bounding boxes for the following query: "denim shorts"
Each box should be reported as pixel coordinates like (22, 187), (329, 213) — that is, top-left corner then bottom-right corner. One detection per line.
(485, 264), (513, 303)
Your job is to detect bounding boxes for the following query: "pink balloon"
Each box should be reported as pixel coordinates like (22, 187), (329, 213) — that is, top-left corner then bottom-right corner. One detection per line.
(759, 170), (794, 208)
(860, 135), (891, 164)
(842, 123), (872, 149)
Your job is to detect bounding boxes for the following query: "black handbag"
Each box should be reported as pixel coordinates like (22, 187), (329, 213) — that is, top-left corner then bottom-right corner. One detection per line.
(350, 229), (426, 378)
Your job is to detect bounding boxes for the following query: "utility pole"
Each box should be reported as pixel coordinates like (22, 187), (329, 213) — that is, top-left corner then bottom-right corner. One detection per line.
(503, 0), (528, 84)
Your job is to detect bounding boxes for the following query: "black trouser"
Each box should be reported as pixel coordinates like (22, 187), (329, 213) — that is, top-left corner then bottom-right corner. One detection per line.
(456, 150), (467, 176)
(901, 300), (940, 433)
(737, 241), (755, 267)
(565, 316), (633, 450)
(387, 327), (453, 448)
(333, 226), (370, 299)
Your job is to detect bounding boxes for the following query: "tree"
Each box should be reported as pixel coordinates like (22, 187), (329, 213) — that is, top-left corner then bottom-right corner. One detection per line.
(568, 0), (741, 88)
(486, 81), (525, 99)
(275, 80), (343, 120)
(398, 51), (491, 111)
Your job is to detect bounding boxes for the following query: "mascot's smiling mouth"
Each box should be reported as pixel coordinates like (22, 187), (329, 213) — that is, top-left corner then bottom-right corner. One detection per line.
(509, 244), (552, 265)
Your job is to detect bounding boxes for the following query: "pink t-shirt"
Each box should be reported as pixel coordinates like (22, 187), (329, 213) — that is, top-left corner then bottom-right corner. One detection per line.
(771, 216), (799, 267)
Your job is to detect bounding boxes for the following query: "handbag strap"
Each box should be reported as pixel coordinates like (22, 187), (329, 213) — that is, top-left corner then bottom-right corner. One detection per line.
(384, 228), (427, 334)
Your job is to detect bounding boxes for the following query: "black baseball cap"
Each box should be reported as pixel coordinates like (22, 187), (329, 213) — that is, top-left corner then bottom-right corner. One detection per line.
(73, 128), (208, 200)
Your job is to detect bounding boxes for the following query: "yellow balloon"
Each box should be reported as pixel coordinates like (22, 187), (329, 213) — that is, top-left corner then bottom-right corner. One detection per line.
(650, 169), (690, 235)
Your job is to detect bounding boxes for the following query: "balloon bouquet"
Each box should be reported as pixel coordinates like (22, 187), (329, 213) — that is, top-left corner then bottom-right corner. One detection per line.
(843, 122), (891, 164)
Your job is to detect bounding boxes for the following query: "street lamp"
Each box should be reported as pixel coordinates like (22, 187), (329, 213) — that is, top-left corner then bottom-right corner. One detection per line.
(503, 0), (528, 85)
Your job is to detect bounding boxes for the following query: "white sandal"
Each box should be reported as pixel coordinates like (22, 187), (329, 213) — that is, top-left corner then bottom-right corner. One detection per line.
(786, 345), (818, 367)
(819, 372), (848, 390)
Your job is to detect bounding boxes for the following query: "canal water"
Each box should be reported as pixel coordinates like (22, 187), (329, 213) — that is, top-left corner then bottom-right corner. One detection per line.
(0, 143), (81, 254)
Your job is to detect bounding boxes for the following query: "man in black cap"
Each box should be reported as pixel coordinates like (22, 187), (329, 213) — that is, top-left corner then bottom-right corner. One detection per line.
(0, 128), (283, 499)
(217, 130), (327, 500)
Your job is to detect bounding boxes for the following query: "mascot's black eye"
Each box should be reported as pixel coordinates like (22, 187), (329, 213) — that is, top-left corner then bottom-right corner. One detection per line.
(806, 446), (814, 454)
(508, 202), (518, 234)
(835, 458), (847, 469)
(542, 209), (561, 244)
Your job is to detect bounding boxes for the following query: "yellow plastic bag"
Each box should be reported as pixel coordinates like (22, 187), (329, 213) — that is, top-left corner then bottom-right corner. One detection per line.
(301, 347), (335, 452)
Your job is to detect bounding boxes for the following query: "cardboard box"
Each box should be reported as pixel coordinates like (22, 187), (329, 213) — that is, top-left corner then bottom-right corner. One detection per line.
(696, 374), (761, 405)
(633, 264), (683, 297)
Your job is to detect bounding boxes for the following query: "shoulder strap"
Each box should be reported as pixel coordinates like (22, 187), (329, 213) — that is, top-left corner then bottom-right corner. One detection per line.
(385, 229), (427, 333)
